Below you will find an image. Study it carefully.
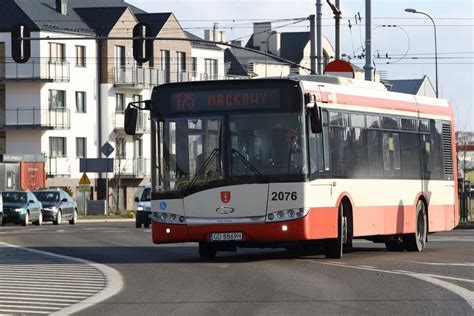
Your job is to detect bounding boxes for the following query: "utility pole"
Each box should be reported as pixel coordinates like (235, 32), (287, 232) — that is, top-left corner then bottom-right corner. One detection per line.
(316, 0), (323, 74)
(327, 0), (342, 60)
(364, 0), (374, 81)
(309, 14), (316, 74)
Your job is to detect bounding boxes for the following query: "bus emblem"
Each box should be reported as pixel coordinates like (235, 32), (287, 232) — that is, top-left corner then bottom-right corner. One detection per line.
(216, 207), (234, 215)
(221, 191), (231, 203)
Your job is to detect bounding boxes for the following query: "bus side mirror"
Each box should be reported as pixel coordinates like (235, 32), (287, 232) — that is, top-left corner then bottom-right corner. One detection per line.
(124, 106), (138, 135)
(308, 106), (322, 134)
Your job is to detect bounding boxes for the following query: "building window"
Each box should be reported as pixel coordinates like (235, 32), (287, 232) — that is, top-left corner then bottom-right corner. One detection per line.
(177, 52), (186, 72)
(115, 46), (125, 68)
(116, 93), (125, 112)
(192, 57), (197, 74)
(116, 138), (126, 158)
(76, 91), (86, 113)
(76, 137), (86, 158)
(49, 43), (65, 62)
(205, 59), (218, 78)
(49, 90), (66, 108)
(75, 45), (86, 67)
(160, 50), (170, 82)
(50, 137), (66, 157)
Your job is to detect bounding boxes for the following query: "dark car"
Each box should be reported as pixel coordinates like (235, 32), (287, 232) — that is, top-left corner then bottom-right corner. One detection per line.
(33, 190), (78, 225)
(2, 191), (43, 226)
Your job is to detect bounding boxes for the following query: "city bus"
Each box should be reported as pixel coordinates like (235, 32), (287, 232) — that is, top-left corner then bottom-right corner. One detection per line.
(124, 76), (458, 259)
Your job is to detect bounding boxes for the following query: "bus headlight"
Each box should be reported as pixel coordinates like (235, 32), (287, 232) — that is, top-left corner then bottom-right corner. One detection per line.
(153, 212), (186, 224)
(266, 208), (310, 223)
(137, 206), (144, 211)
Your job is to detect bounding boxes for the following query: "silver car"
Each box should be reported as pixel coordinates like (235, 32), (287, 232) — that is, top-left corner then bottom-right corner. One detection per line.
(33, 190), (78, 225)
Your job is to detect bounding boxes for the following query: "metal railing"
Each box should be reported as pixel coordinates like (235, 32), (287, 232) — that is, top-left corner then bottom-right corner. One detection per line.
(0, 108), (70, 129)
(47, 157), (71, 176)
(114, 111), (147, 132)
(2, 59), (70, 82)
(113, 67), (243, 87)
(114, 157), (151, 178)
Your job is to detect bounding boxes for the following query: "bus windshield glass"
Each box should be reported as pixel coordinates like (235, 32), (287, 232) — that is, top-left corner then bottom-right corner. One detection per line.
(158, 113), (308, 194)
(229, 113), (307, 177)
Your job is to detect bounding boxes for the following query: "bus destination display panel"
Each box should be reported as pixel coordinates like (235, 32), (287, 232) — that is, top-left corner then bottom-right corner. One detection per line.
(171, 89), (280, 112)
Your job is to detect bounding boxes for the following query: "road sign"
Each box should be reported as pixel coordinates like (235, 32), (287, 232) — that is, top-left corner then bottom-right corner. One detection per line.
(79, 172), (91, 185)
(80, 158), (114, 172)
(79, 184), (91, 193)
(324, 59), (355, 78)
(101, 142), (115, 158)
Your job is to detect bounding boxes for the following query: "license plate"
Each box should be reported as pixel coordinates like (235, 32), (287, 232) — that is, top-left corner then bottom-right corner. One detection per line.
(209, 232), (243, 242)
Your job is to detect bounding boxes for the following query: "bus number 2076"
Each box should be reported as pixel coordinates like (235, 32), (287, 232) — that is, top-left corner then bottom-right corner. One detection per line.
(271, 192), (297, 201)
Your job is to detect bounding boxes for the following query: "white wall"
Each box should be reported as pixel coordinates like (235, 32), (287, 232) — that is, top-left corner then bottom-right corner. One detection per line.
(2, 30), (99, 181)
(191, 46), (225, 77)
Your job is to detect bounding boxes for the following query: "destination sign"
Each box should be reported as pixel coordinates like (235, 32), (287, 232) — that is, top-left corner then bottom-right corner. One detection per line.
(171, 89), (280, 112)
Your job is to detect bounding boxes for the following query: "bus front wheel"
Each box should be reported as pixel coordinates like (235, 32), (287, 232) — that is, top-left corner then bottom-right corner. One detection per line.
(403, 200), (427, 252)
(199, 242), (217, 259)
(324, 203), (346, 259)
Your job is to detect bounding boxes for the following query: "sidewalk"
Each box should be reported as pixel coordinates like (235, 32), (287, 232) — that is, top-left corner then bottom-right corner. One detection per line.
(78, 218), (134, 223)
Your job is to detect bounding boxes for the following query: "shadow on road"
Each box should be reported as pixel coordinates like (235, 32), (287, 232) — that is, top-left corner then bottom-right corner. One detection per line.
(0, 244), (388, 265)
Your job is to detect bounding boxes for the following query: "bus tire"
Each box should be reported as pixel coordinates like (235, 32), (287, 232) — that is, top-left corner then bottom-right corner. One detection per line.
(403, 200), (427, 252)
(135, 221), (141, 228)
(324, 203), (345, 259)
(199, 242), (216, 259)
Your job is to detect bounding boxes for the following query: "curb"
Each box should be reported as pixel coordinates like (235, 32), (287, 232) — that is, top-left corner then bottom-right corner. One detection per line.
(78, 218), (134, 223)
(455, 224), (474, 230)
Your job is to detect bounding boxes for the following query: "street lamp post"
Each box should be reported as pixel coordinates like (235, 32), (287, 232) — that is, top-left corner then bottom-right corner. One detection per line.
(405, 8), (438, 98)
(265, 31), (277, 77)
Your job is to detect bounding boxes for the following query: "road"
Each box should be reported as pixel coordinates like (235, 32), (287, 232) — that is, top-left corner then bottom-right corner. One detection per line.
(0, 222), (472, 315)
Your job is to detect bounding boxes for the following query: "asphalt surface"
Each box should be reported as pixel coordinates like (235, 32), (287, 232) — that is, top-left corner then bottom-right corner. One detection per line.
(0, 222), (472, 315)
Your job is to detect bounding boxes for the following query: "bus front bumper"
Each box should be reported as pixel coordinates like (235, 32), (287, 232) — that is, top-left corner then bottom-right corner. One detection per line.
(151, 208), (338, 244)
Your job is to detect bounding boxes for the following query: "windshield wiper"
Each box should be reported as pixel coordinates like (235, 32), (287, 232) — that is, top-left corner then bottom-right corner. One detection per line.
(231, 148), (268, 181)
(186, 148), (220, 193)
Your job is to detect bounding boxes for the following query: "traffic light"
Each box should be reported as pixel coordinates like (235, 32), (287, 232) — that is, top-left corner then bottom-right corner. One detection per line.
(133, 23), (153, 63)
(11, 23), (31, 63)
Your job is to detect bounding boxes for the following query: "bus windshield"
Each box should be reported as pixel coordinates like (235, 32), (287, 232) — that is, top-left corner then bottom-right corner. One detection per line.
(158, 113), (307, 194)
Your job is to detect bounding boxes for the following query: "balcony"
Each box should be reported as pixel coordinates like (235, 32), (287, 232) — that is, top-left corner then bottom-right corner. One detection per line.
(47, 157), (71, 177)
(114, 157), (150, 178)
(113, 67), (242, 88)
(0, 108), (70, 130)
(1, 59), (70, 82)
(114, 111), (148, 134)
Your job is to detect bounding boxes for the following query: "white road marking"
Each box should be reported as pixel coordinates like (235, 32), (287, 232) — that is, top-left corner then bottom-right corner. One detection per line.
(0, 242), (124, 315)
(315, 261), (474, 309)
(0, 292), (87, 299)
(358, 265), (376, 269)
(0, 308), (49, 314)
(400, 261), (474, 267)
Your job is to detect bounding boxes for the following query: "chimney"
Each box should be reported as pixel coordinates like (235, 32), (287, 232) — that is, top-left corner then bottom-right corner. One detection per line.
(204, 30), (213, 41)
(56, 0), (67, 15)
(219, 31), (225, 43)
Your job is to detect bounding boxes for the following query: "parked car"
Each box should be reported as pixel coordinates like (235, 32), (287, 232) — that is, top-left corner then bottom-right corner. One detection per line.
(135, 183), (151, 228)
(2, 191), (42, 226)
(33, 190), (78, 225)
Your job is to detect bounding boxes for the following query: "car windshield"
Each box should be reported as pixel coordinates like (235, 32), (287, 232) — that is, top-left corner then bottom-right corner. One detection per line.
(34, 192), (60, 202)
(141, 188), (151, 201)
(2, 192), (27, 203)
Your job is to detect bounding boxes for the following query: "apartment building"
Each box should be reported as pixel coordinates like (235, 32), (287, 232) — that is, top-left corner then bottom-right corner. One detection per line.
(0, 0), (227, 211)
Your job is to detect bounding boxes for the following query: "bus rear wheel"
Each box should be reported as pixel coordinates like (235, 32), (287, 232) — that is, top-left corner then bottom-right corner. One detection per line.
(324, 203), (346, 259)
(403, 200), (427, 252)
(199, 242), (217, 259)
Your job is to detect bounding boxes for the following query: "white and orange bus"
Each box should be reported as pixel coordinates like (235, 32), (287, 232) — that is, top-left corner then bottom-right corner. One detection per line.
(125, 76), (458, 259)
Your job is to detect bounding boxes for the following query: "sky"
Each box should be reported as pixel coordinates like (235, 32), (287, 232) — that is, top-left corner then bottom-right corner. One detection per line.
(128, 0), (474, 131)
